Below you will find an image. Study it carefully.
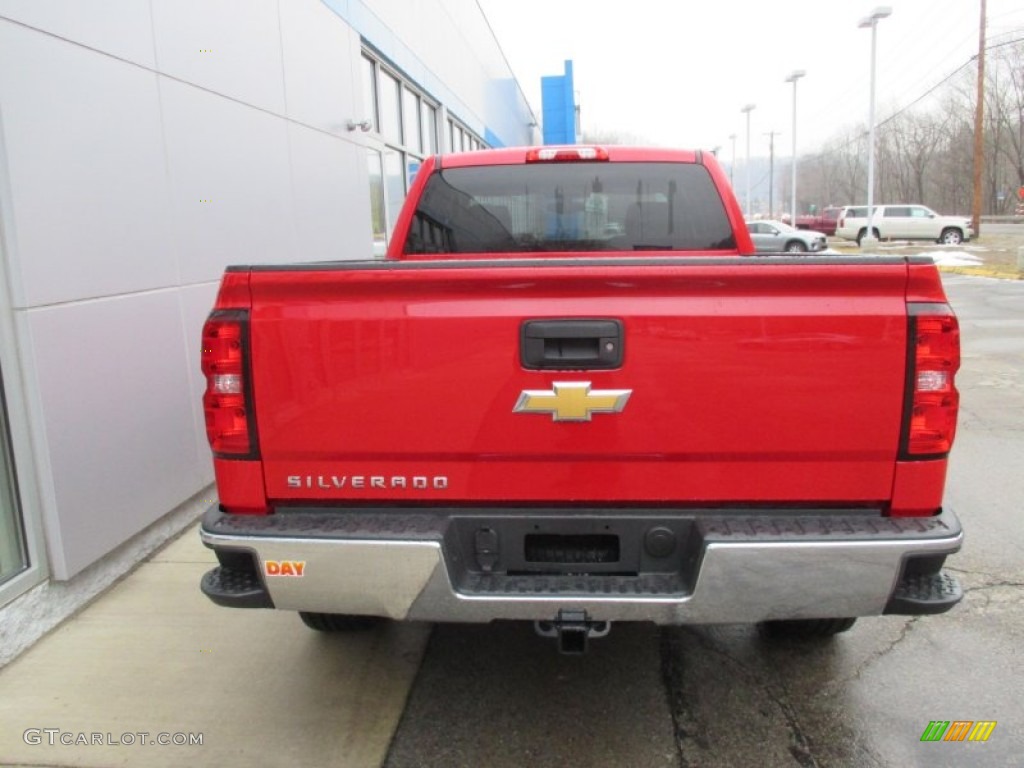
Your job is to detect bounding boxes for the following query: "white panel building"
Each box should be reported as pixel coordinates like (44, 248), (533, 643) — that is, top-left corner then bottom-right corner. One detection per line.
(0, 0), (537, 662)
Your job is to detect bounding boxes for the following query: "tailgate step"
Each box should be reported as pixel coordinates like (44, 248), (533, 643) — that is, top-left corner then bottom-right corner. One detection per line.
(884, 571), (962, 615)
(201, 566), (273, 609)
(461, 572), (687, 597)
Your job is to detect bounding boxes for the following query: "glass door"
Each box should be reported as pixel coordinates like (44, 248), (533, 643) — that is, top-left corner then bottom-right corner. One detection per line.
(0, 377), (26, 586)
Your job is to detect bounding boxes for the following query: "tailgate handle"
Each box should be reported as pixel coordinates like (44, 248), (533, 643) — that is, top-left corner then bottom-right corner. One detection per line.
(521, 319), (623, 370)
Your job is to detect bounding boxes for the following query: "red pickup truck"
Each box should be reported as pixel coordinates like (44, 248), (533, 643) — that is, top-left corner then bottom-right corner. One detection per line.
(795, 206), (843, 236)
(199, 146), (963, 653)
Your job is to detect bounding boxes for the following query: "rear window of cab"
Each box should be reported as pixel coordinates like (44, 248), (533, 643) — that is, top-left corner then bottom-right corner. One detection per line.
(404, 162), (736, 254)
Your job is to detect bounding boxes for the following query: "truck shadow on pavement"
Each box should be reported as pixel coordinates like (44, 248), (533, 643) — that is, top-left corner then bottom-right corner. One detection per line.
(382, 620), (868, 768)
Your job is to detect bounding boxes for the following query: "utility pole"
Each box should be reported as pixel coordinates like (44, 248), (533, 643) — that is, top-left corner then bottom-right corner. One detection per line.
(764, 131), (781, 217)
(971, 0), (987, 238)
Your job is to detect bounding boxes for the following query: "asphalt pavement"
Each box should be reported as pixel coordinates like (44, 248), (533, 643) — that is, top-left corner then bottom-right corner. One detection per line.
(385, 275), (1024, 768)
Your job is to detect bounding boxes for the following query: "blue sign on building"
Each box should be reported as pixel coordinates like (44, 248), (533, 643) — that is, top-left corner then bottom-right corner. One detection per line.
(541, 60), (578, 145)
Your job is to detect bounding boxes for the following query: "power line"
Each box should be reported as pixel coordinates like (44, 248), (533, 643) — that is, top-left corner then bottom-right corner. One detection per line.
(809, 0), (972, 141)
(878, 34), (1023, 130)
(816, 34), (1024, 154)
(807, 16), (1022, 153)
(876, 64), (972, 130)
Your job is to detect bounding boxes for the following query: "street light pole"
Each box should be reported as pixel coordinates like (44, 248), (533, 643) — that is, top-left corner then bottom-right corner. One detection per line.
(859, 7), (891, 249)
(785, 70), (806, 227)
(764, 131), (781, 216)
(728, 133), (737, 187)
(741, 104), (756, 217)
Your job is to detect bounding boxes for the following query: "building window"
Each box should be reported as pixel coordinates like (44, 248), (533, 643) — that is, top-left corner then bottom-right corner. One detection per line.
(403, 89), (421, 154)
(378, 70), (402, 146)
(0, 377), (26, 588)
(366, 149), (386, 257)
(421, 104), (438, 154)
(360, 55), (377, 132)
(382, 149), (406, 237)
(359, 51), (489, 252)
(360, 50), (451, 253)
(446, 117), (484, 153)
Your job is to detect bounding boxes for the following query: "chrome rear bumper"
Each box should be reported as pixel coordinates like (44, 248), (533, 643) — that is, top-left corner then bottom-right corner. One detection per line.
(200, 506), (963, 624)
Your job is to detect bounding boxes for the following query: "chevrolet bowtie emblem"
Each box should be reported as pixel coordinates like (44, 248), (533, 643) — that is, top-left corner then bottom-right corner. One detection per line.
(513, 381), (632, 422)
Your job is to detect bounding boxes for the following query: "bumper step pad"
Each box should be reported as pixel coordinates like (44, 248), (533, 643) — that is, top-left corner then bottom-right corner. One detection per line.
(201, 566), (273, 609)
(462, 571), (687, 597)
(884, 570), (962, 615)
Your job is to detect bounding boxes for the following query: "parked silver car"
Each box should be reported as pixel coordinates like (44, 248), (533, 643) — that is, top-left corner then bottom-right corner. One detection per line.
(747, 220), (828, 253)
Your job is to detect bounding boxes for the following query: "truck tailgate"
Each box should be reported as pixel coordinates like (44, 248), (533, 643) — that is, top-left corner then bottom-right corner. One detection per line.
(247, 258), (909, 506)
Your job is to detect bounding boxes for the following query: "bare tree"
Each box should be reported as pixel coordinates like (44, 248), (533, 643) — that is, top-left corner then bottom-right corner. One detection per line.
(580, 128), (651, 146)
(991, 42), (1024, 193)
(822, 130), (868, 206)
(801, 40), (1024, 217)
(877, 112), (945, 203)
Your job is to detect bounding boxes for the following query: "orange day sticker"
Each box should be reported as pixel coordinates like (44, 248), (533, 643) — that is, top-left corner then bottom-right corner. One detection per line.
(265, 560), (306, 577)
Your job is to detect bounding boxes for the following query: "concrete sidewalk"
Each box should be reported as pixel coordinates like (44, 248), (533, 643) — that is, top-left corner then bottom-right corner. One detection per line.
(0, 525), (430, 768)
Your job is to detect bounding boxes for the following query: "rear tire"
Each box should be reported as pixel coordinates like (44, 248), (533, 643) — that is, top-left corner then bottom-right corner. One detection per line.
(758, 617), (856, 639)
(299, 612), (386, 632)
(856, 228), (880, 247)
(939, 227), (964, 245)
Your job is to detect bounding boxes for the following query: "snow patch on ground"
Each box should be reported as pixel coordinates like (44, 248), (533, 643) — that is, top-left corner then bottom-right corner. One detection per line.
(920, 251), (985, 267)
(842, 241), (992, 267)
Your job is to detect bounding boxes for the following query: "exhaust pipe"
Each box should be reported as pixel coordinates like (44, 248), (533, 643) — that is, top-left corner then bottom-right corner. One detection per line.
(534, 610), (610, 655)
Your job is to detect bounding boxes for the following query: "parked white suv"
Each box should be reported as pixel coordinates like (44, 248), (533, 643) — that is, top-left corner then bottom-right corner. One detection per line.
(835, 205), (973, 246)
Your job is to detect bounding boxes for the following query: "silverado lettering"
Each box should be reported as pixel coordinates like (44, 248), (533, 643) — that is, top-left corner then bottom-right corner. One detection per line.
(285, 475), (449, 490)
(199, 145), (964, 653)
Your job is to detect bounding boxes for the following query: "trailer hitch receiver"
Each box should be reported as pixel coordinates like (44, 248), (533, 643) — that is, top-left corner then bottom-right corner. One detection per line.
(534, 609), (610, 654)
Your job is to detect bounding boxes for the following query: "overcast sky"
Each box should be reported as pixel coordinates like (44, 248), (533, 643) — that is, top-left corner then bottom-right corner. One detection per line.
(477, 0), (1024, 158)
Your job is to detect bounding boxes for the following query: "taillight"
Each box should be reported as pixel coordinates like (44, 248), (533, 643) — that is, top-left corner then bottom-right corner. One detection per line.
(202, 310), (256, 457)
(901, 304), (959, 458)
(525, 146), (609, 162)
